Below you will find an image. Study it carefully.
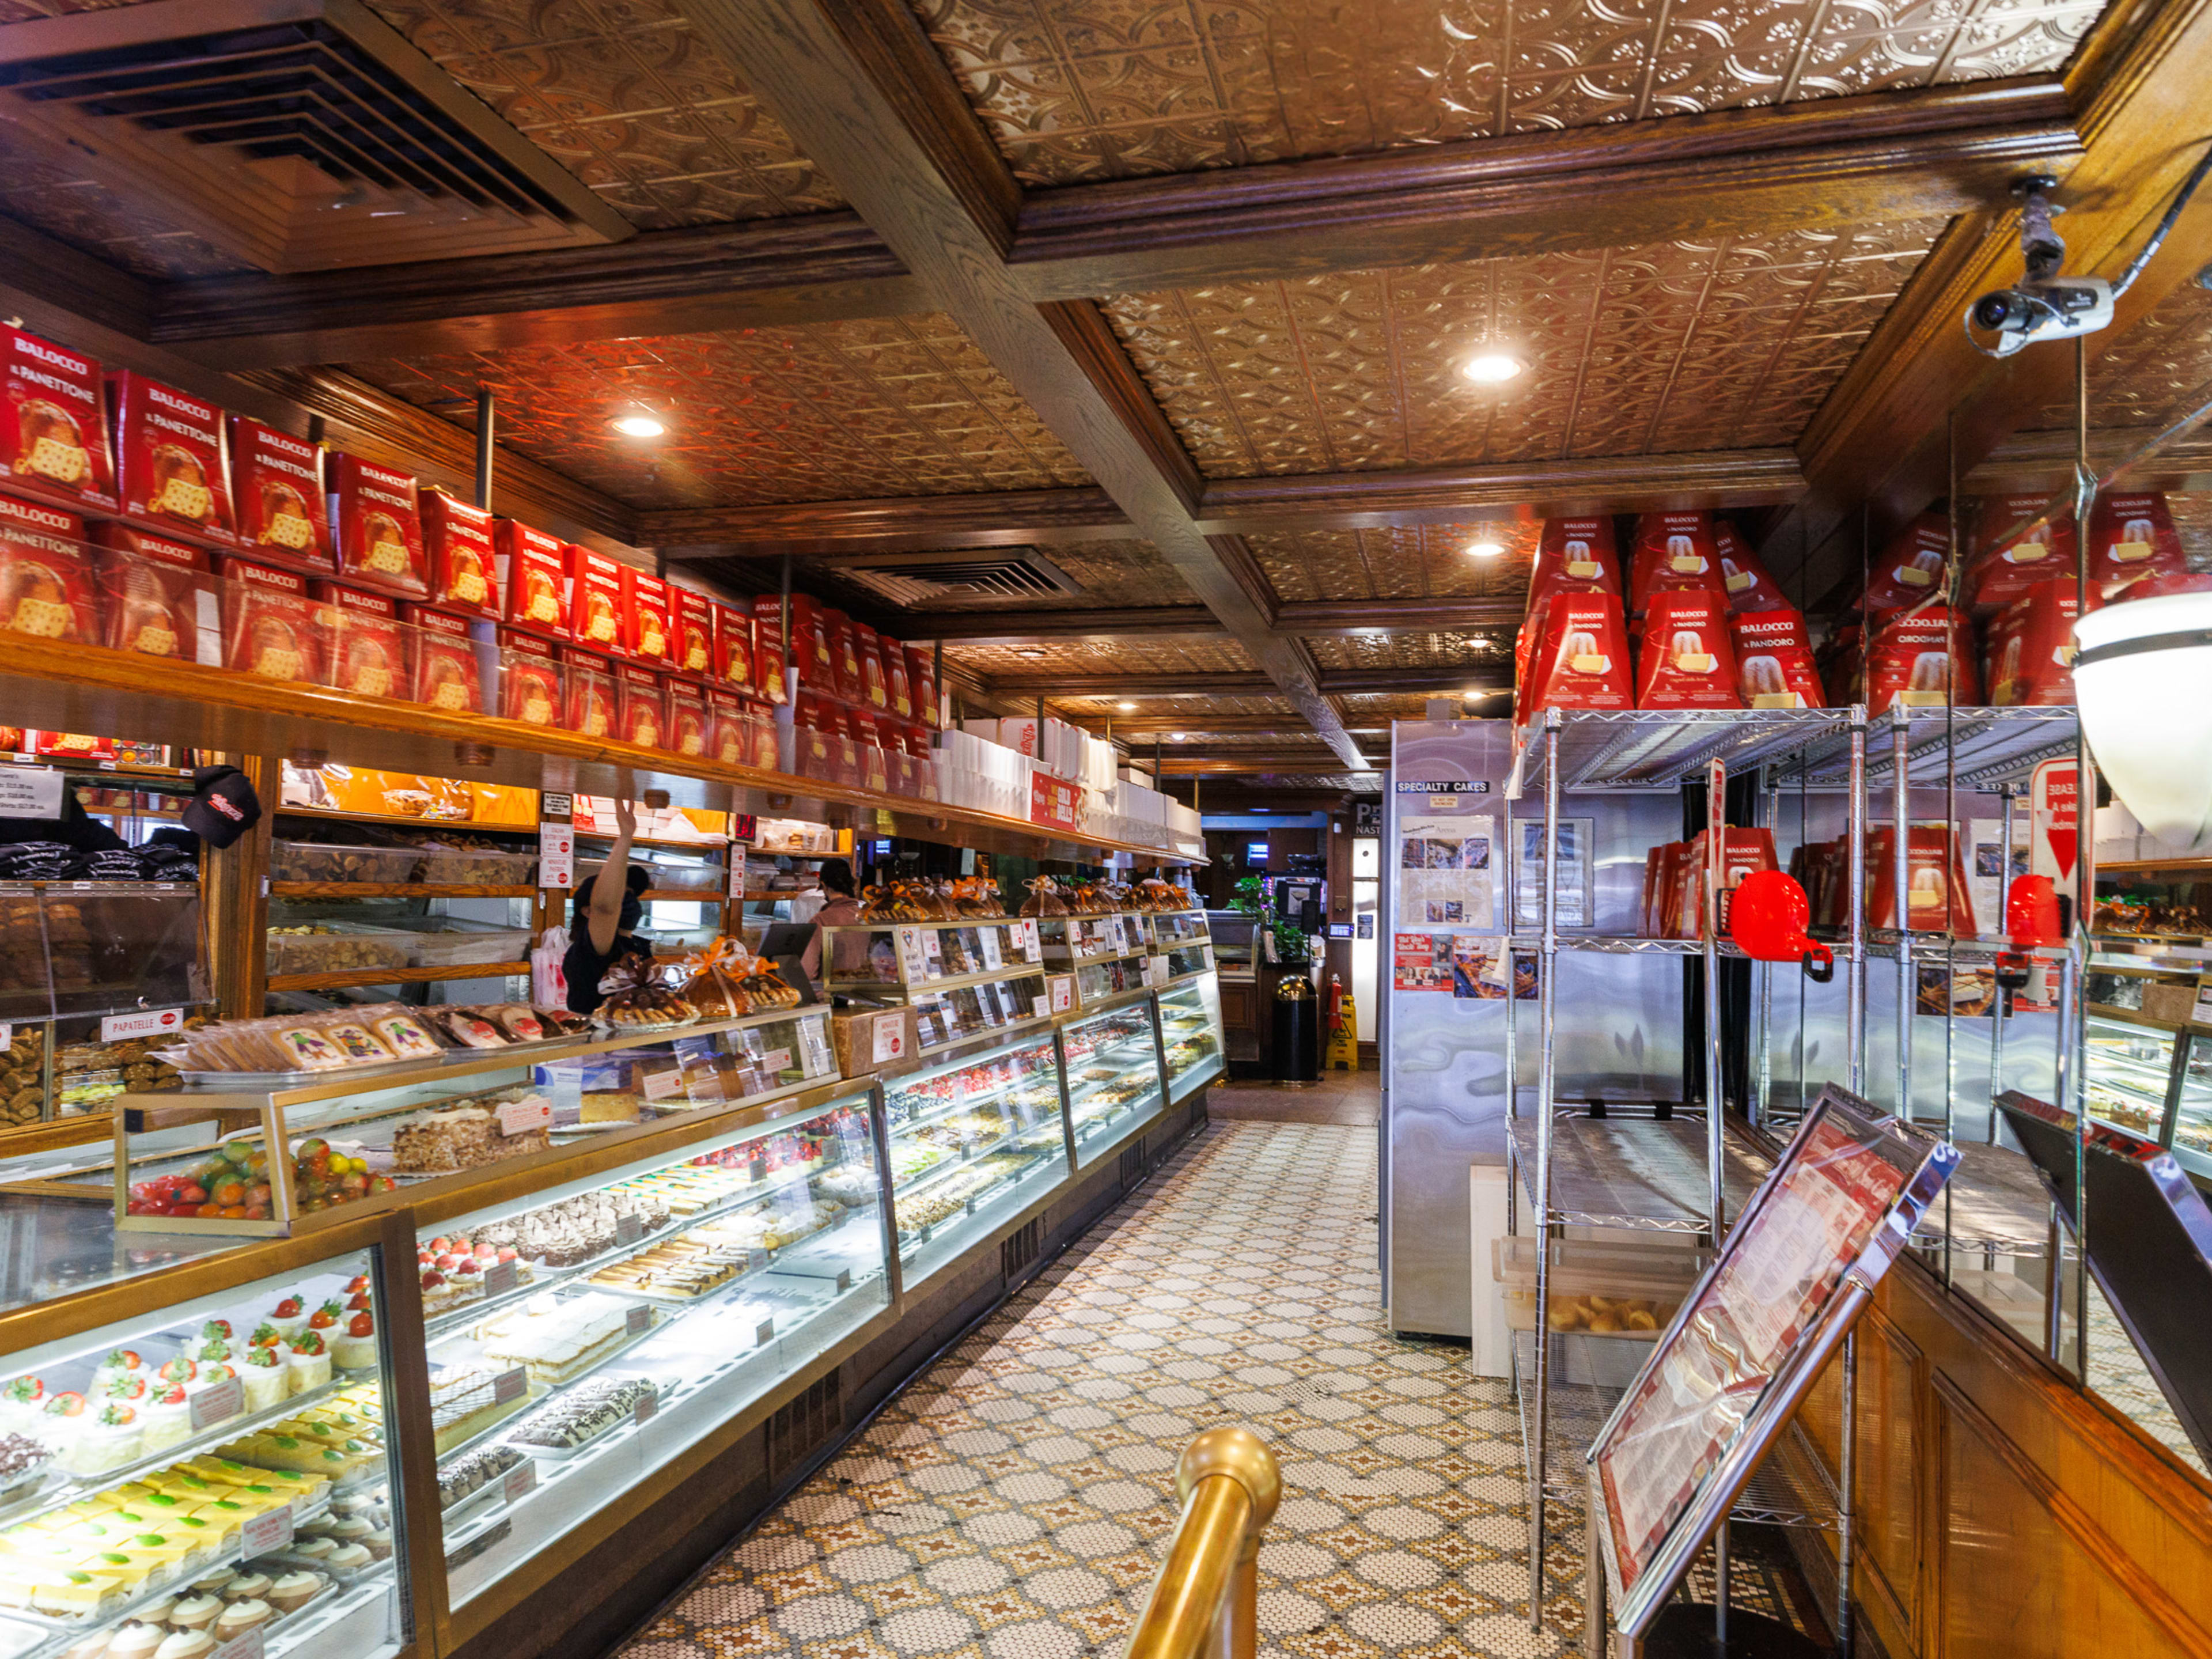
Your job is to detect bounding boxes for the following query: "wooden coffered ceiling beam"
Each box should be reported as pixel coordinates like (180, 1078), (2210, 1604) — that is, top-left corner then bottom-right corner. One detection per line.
(1156, 752), (1370, 775)
(139, 81), (2071, 368)
(1766, 0), (2212, 609)
(1275, 599), (1523, 636)
(653, 489), (1134, 555)
(887, 596), (1527, 643)
(983, 668), (1508, 698)
(687, 0), (1367, 769)
(1080, 716), (1389, 737)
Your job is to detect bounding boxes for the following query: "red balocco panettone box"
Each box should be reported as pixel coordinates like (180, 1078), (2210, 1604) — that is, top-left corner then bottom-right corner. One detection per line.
(752, 594), (792, 702)
(883, 635), (914, 723)
(772, 592), (830, 691)
(746, 696), (780, 771)
(1628, 511), (1724, 615)
(312, 581), (408, 700)
(108, 372), (237, 547)
(559, 645), (616, 738)
(824, 608), (862, 703)
(712, 600), (753, 694)
(402, 604), (484, 714)
(419, 492), (500, 618)
(905, 643), (937, 727)
(228, 418), (330, 570)
(329, 453), (429, 598)
(904, 722), (937, 798)
(706, 689), (749, 765)
(1521, 592), (1633, 715)
(1867, 824), (1977, 934)
(1986, 579), (2092, 707)
(615, 661), (666, 749)
(791, 690), (829, 778)
(1862, 512), (1948, 613)
(1864, 605), (1979, 717)
(825, 700), (862, 788)
(1726, 607), (1824, 709)
(0, 492), (98, 646)
(623, 565), (673, 666)
(1, 327), (115, 512)
(227, 418), (331, 571)
(221, 556), (325, 686)
(1968, 495), (2075, 612)
(566, 544), (625, 655)
(494, 519), (567, 636)
(91, 522), (218, 664)
(2087, 491), (2188, 596)
(1671, 827), (1780, 936)
(1527, 516), (1622, 615)
(665, 677), (709, 758)
(1713, 521), (1789, 613)
(853, 620), (889, 711)
(669, 585), (714, 679)
(1635, 590), (1742, 709)
(497, 626), (563, 728)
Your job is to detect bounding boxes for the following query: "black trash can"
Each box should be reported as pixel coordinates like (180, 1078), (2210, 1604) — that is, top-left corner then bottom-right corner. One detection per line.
(1270, 991), (1320, 1082)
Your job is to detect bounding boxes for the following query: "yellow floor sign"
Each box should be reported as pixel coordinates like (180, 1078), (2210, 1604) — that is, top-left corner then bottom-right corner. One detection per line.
(1326, 982), (1358, 1070)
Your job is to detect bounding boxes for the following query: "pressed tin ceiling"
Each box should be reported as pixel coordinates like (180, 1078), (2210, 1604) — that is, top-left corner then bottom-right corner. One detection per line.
(1305, 631), (1515, 671)
(1247, 522), (1540, 603)
(1103, 220), (1952, 478)
(0, 149), (252, 281)
(944, 635), (1260, 679)
(820, 539), (1202, 612)
(908, 0), (2102, 186)
(1058, 693), (1293, 718)
(2028, 281), (2212, 435)
(347, 317), (1094, 509)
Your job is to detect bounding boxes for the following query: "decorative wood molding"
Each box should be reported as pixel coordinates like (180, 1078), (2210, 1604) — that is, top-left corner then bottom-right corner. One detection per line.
(1037, 298), (1206, 515)
(151, 215), (927, 369)
(1010, 79), (2077, 299)
(1156, 752), (1373, 774)
(650, 488), (1134, 554)
(681, 0), (1364, 768)
(1277, 598), (1526, 635)
(985, 671), (1278, 698)
(901, 607), (1225, 643)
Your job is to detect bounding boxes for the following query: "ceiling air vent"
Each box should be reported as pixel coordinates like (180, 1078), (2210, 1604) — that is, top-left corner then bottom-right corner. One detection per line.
(833, 547), (1084, 609)
(0, 0), (632, 272)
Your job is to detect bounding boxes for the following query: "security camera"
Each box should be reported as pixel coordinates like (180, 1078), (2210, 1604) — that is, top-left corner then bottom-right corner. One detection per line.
(1965, 274), (2115, 356)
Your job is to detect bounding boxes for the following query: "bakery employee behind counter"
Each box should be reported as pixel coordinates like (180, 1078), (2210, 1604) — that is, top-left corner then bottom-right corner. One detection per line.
(565, 797), (654, 1016)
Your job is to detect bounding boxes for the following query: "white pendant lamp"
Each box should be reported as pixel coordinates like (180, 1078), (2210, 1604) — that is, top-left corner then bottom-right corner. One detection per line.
(2074, 591), (2212, 852)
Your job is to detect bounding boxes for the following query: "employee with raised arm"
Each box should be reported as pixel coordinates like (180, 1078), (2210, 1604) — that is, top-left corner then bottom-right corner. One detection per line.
(563, 797), (653, 1014)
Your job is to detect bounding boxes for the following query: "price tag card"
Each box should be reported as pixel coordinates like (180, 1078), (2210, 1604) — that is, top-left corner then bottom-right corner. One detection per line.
(497, 1096), (552, 1135)
(747, 1248), (771, 1272)
(641, 1067), (687, 1103)
(0, 1025), (12, 1054)
(1050, 975), (1075, 1014)
(616, 1213), (645, 1247)
(634, 1390), (658, 1425)
(1032, 994), (1050, 1019)
(214, 1627), (266, 1659)
(100, 1007), (184, 1043)
(503, 1461), (537, 1504)
(482, 1258), (520, 1298)
(727, 846), (746, 901)
(755, 1319), (775, 1347)
(188, 1374), (243, 1432)
(538, 822), (575, 889)
(871, 1013), (907, 1065)
(979, 929), (1003, 970)
(0, 768), (62, 818)
(895, 926), (930, 985)
(626, 1304), (653, 1336)
(761, 1047), (793, 1073)
(835, 1268), (853, 1293)
(242, 1506), (293, 1556)
(923, 932), (942, 961)
(493, 1366), (529, 1404)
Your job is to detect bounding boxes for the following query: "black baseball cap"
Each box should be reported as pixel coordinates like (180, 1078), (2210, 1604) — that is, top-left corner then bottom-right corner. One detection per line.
(183, 764), (262, 849)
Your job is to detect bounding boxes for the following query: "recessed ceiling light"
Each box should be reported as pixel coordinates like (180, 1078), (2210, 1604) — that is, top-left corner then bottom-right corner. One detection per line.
(1016, 648), (1047, 659)
(1461, 353), (1522, 385)
(1466, 540), (1505, 558)
(1118, 700), (1137, 711)
(1172, 733), (1187, 741)
(611, 414), (665, 437)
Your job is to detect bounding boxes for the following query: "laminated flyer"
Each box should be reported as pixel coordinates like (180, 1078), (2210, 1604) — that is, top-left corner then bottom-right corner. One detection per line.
(1397, 812), (1496, 928)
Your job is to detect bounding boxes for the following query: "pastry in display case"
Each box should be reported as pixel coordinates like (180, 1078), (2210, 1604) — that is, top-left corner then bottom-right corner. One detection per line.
(2085, 1013), (2179, 1140)
(2168, 1033), (2212, 1176)
(1156, 977), (1226, 1100)
(0, 882), (203, 1023)
(99, 1011), (839, 1234)
(878, 1032), (1068, 1286)
(820, 919), (1052, 1055)
(1033, 913), (1145, 965)
(0, 1241), (408, 1659)
(410, 1095), (891, 1614)
(1060, 1004), (1168, 1162)
(1145, 908), (1209, 950)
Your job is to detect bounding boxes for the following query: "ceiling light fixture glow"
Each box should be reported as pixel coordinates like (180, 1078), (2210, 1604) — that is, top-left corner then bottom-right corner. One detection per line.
(611, 414), (665, 438)
(2075, 592), (2212, 851)
(1118, 700), (1137, 711)
(1461, 353), (1523, 385)
(1016, 648), (1047, 659)
(1467, 540), (1505, 559)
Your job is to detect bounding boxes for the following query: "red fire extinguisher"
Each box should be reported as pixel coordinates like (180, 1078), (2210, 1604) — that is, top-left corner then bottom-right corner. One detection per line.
(1327, 973), (1345, 1026)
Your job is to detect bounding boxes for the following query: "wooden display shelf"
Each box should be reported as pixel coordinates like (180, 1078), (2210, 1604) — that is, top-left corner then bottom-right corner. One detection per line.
(270, 881), (540, 900)
(742, 889), (821, 900)
(0, 634), (1196, 865)
(274, 805), (537, 834)
(640, 889), (724, 903)
(0, 1115), (111, 1158)
(573, 828), (732, 850)
(2100, 858), (2212, 878)
(267, 960), (532, 991)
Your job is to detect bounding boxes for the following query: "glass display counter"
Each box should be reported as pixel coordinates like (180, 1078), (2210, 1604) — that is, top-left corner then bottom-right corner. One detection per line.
(2175, 1039), (2212, 1175)
(1156, 977), (1226, 1100)
(1144, 909), (1209, 950)
(0, 1227), (412, 1659)
(820, 921), (1050, 1056)
(1060, 999), (1167, 1164)
(2085, 1013), (2180, 1141)
(0, 882), (204, 1024)
(1035, 914), (1146, 964)
(104, 1010), (840, 1236)
(880, 1032), (1069, 1287)
(410, 1091), (891, 1619)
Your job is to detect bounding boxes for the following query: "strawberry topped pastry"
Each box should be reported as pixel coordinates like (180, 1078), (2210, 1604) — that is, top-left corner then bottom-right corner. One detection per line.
(248, 1321), (283, 1350)
(307, 1300), (343, 1333)
(268, 1294), (307, 1340)
(155, 1358), (196, 1389)
(333, 1310), (376, 1372)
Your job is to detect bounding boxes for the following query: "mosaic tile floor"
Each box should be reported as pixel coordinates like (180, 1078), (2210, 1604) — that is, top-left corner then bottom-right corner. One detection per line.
(616, 1122), (1807, 1659)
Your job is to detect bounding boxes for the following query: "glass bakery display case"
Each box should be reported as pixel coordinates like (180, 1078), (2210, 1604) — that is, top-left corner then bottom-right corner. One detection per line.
(1144, 909), (1209, 951)
(879, 1031), (1069, 1287)
(0, 1228), (412, 1659)
(413, 1090), (891, 1620)
(1059, 999), (1168, 1164)
(0, 883), (204, 1023)
(1034, 914), (1146, 965)
(1156, 977), (1226, 1101)
(2174, 1039), (2212, 1175)
(820, 921), (1051, 1056)
(102, 1012), (838, 1236)
(2085, 1013), (2180, 1141)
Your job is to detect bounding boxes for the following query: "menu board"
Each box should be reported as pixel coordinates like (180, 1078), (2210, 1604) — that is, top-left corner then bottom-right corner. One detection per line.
(1593, 1093), (1949, 1606)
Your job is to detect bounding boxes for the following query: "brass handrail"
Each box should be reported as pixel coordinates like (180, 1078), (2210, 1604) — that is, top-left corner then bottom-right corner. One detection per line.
(1122, 1428), (1281, 1659)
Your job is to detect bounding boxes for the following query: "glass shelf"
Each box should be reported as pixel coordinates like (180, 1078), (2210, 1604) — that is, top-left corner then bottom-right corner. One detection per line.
(2174, 1035), (2212, 1177)
(880, 1032), (1068, 1287)
(1034, 914), (1147, 964)
(2086, 1014), (2180, 1141)
(1157, 976), (1226, 1101)
(0, 883), (203, 1024)
(1062, 1003), (1166, 1165)
(819, 921), (1041, 993)
(1145, 910), (1210, 949)
(0, 1237), (408, 1659)
(412, 1095), (890, 1613)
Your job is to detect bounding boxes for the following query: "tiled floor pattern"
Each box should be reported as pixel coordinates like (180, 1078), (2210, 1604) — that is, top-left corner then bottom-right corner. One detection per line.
(616, 1122), (1812, 1659)
(1210, 1073), (1381, 1127)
